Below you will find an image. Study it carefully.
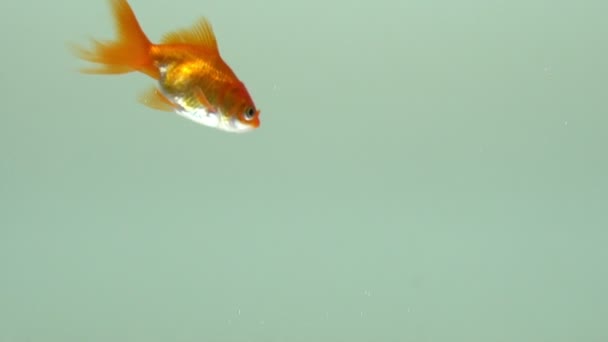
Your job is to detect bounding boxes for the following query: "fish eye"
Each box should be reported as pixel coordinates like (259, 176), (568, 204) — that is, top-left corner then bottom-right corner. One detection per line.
(244, 107), (256, 121)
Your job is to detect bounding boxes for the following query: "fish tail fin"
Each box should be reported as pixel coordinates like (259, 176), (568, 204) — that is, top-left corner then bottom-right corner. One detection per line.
(69, 0), (158, 79)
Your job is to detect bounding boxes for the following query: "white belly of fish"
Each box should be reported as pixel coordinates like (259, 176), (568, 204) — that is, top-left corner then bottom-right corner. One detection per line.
(171, 97), (251, 133)
(173, 102), (220, 128)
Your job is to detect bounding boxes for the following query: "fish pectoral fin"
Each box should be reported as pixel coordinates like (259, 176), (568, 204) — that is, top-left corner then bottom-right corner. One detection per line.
(194, 88), (217, 113)
(137, 87), (178, 112)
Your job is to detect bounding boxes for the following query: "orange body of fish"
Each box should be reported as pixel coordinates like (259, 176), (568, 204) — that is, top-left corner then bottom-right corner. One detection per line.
(71, 0), (260, 133)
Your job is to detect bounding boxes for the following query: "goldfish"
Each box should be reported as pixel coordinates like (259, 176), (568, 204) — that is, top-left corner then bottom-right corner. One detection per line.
(71, 0), (260, 133)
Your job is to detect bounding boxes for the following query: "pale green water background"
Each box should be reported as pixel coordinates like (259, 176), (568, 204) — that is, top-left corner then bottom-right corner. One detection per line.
(1, 0), (607, 341)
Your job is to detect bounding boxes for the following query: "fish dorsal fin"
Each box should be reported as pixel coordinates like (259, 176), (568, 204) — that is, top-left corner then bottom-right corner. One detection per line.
(161, 18), (218, 51)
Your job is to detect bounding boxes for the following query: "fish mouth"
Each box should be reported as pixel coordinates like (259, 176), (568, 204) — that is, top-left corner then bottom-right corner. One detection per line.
(224, 116), (257, 133)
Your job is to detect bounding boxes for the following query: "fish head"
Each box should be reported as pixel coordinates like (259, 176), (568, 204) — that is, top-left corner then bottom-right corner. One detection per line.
(220, 84), (260, 133)
(228, 103), (260, 132)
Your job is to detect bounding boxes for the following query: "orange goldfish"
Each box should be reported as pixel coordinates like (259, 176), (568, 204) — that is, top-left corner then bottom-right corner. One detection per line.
(71, 0), (260, 133)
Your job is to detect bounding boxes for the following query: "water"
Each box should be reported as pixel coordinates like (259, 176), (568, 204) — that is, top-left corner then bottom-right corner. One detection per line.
(0, 0), (606, 341)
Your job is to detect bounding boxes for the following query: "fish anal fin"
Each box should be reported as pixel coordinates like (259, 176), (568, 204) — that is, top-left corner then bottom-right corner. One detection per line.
(160, 18), (218, 52)
(138, 87), (177, 112)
